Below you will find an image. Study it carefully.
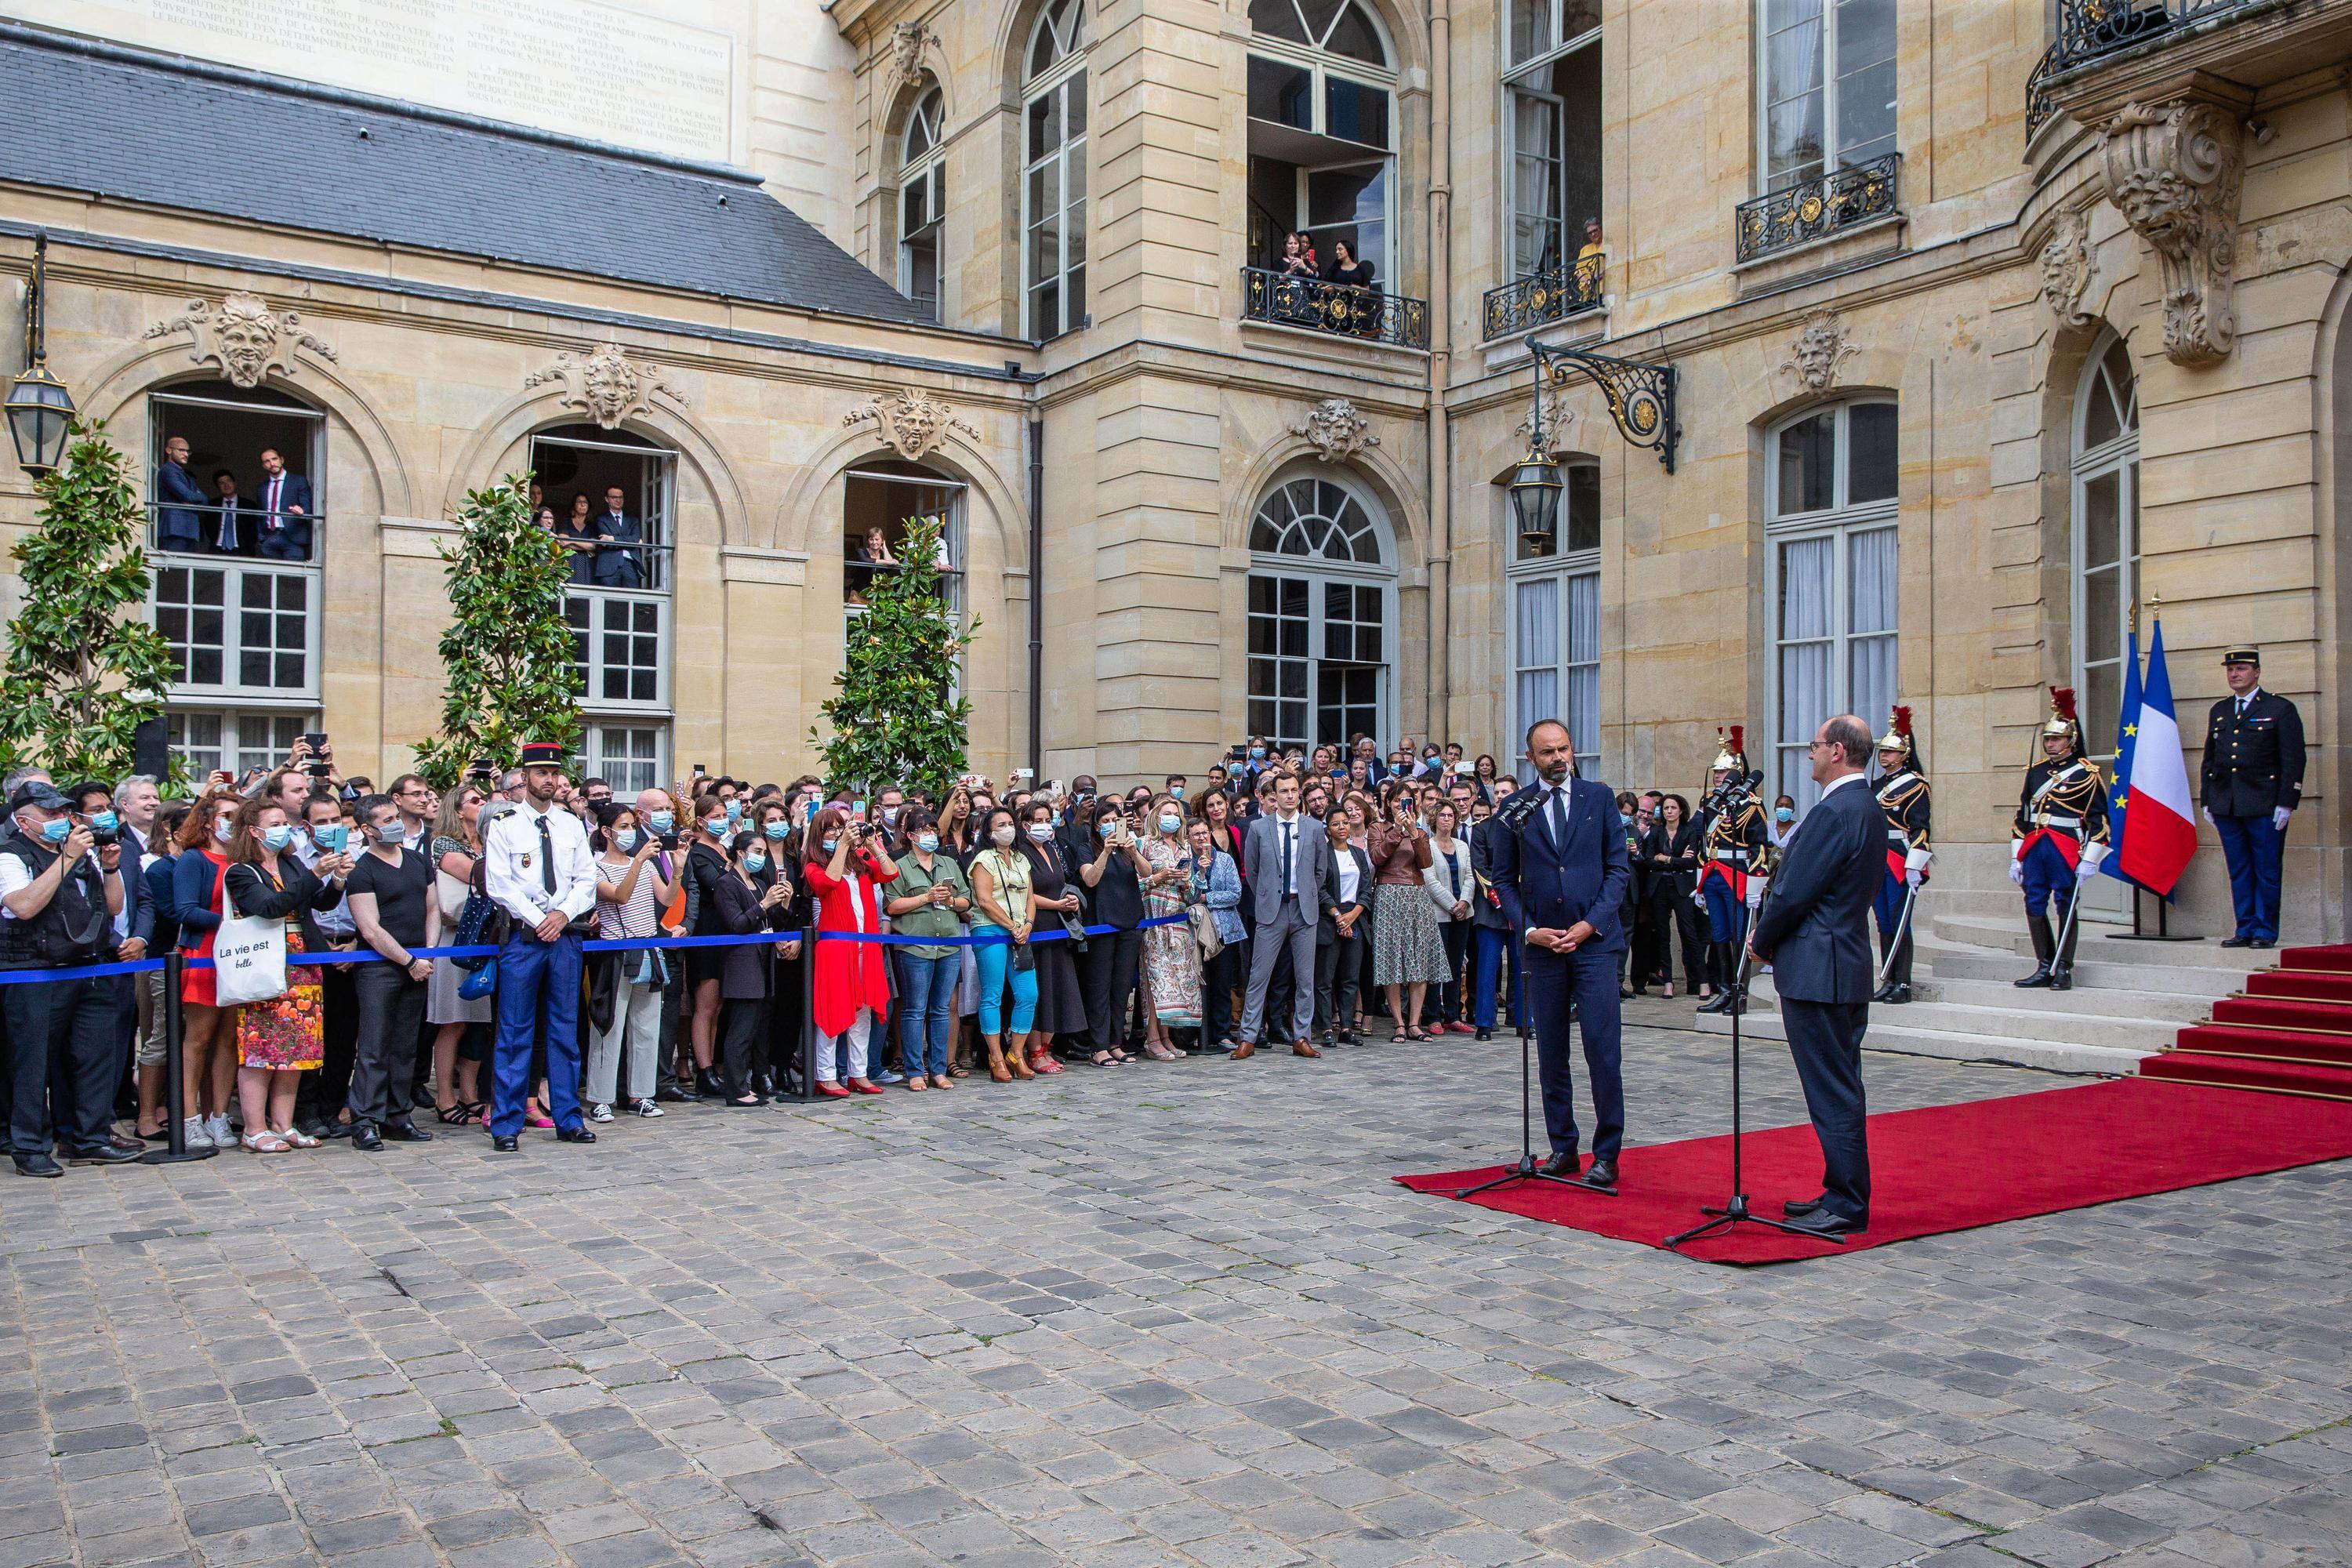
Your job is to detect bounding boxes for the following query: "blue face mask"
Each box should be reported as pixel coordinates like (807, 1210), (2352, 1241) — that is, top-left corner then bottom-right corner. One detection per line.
(612, 828), (640, 851)
(763, 821), (789, 840)
(648, 811), (673, 833)
(821, 838), (839, 855)
(1774, 806), (1795, 823)
(1250, 747), (1265, 760)
(1620, 812), (1633, 829)
(315, 823), (347, 853)
(916, 832), (939, 853)
(1169, 786), (1185, 800)
(89, 811), (118, 835)
(744, 851), (767, 874)
(261, 825), (293, 852)
(724, 800), (742, 823)
(37, 816), (71, 844)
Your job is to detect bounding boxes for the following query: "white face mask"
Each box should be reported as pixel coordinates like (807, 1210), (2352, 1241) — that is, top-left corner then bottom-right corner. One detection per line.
(992, 825), (1017, 847)
(213, 818), (236, 844)
(1026, 823), (1054, 842)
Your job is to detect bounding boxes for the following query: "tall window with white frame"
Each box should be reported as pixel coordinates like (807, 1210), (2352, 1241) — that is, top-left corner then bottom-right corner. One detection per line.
(2072, 333), (2139, 753)
(1767, 400), (1898, 806)
(1023, 0), (1087, 339)
(1247, 475), (1396, 753)
(1758, 0), (1895, 194)
(147, 381), (324, 781)
(1508, 461), (1601, 782)
(898, 84), (946, 322)
(1503, 1), (1602, 292)
(1244, 0), (1396, 285)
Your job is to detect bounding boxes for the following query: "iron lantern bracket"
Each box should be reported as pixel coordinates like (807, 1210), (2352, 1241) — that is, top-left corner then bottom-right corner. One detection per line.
(1527, 339), (1679, 474)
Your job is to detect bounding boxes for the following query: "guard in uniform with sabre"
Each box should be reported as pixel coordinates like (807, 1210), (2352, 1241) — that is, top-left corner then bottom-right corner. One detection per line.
(1871, 706), (1931, 1004)
(1695, 728), (1769, 1016)
(2010, 687), (2109, 992)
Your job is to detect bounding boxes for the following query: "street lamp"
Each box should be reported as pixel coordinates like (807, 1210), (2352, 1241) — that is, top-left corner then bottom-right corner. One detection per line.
(1508, 362), (1562, 550)
(6, 233), (75, 479)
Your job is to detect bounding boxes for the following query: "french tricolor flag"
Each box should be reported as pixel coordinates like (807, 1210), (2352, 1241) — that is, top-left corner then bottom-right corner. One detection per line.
(2117, 620), (2197, 895)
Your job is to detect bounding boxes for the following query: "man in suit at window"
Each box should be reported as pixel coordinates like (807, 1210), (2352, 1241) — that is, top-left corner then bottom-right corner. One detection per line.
(1748, 714), (1886, 1238)
(254, 447), (314, 561)
(591, 485), (647, 589)
(154, 436), (208, 553)
(1490, 718), (1630, 1189)
(209, 469), (254, 555)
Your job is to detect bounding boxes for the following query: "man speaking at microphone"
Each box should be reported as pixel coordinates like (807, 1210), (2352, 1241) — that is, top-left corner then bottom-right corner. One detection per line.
(1747, 715), (1884, 1238)
(1490, 719), (1629, 1188)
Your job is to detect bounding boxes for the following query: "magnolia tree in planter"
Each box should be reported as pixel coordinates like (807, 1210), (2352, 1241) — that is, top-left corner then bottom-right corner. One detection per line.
(812, 514), (975, 800)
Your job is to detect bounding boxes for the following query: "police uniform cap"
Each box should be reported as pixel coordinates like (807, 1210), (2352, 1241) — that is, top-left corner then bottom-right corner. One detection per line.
(2222, 645), (2260, 667)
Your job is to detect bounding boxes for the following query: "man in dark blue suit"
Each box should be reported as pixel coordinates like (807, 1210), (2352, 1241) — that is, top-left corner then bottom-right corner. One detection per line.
(590, 485), (648, 588)
(1490, 718), (1630, 1188)
(1748, 714), (1884, 1237)
(154, 436), (208, 553)
(254, 448), (315, 561)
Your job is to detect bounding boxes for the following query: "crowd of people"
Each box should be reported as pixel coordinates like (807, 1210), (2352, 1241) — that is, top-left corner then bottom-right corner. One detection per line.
(0, 729), (1830, 1176)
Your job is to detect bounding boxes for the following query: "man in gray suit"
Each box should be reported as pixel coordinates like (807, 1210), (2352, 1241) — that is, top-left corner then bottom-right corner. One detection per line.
(1234, 771), (1327, 1060)
(1748, 713), (1885, 1237)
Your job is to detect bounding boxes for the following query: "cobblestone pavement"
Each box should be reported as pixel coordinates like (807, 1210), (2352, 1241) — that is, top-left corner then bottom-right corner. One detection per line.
(4, 1019), (2350, 1568)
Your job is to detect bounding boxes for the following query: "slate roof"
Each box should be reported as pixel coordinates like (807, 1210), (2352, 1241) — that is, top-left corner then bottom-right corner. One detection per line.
(0, 27), (935, 327)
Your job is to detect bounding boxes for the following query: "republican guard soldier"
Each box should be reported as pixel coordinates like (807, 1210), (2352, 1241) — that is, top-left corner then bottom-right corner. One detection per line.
(2201, 646), (2305, 949)
(2010, 688), (2108, 991)
(1694, 727), (1769, 1016)
(1871, 707), (1931, 1004)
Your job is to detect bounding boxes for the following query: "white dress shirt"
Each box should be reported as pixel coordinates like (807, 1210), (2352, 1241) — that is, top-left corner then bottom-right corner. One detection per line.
(483, 800), (598, 927)
(1333, 844), (1360, 909)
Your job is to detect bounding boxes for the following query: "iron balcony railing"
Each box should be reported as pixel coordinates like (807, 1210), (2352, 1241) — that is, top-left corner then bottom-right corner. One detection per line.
(1734, 152), (1902, 264)
(2026, 41), (2060, 142)
(1482, 258), (1605, 340)
(1240, 267), (1429, 349)
(2049, 0), (2265, 73)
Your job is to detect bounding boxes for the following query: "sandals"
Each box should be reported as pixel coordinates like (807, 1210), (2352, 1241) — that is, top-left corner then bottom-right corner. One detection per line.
(241, 1131), (292, 1154)
(436, 1102), (474, 1126)
(276, 1127), (321, 1149)
(1089, 1051), (1118, 1068)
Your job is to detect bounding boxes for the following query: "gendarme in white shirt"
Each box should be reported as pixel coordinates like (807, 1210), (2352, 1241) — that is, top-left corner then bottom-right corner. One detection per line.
(482, 801), (598, 928)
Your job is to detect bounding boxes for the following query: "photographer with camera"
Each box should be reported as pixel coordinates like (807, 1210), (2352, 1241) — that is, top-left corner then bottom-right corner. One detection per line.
(804, 804), (898, 1095)
(2, 782), (137, 1175)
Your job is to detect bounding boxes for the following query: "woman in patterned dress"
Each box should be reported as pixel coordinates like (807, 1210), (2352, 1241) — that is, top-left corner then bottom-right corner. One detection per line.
(1137, 795), (1203, 1050)
(224, 797), (345, 1153)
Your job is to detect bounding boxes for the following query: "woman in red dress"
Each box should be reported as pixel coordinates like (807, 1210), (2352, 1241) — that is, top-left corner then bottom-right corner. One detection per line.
(801, 804), (898, 1096)
(169, 788), (245, 1151)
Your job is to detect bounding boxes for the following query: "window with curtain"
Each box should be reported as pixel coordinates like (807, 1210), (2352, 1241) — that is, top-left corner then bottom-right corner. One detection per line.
(1509, 460), (1602, 780)
(897, 85), (945, 321)
(1504, 1), (1602, 289)
(2073, 333), (2140, 757)
(1768, 400), (1897, 804)
(1759, 0), (1894, 194)
(1023, 0), (1088, 339)
(1245, 0), (1396, 283)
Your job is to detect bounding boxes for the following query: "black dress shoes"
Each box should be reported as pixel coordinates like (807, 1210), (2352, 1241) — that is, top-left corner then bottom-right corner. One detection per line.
(350, 1123), (385, 1152)
(1582, 1159), (1617, 1189)
(1782, 1196), (1824, 1218)
(383, 1121), (431, 1142)
(1537, 1150), (1581, 1178)
(67, 1145), (140, 1166)
(1880, 983), (1911, 1004)
(1474, 1028), (1491, 1041)
(654, 1083), (694, 1102)
(13, 1152), (63, 1178)
(491, 1134), (519, 1152)
(2251, 938), (2274, 949)
(555, 1126), (597, 1144)
(1784, 1207), (1866, 1238)
(2220, 936), (2252, 949)
(1695, 993), (1730, 1014)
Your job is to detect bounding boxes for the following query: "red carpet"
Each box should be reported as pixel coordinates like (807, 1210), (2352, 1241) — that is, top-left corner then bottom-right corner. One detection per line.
(2141, 942), (2352, 1101)
(1396, 1077), (2352, 1265)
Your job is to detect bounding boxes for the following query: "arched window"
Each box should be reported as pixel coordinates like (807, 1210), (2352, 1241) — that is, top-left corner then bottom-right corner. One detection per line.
(2073, 332), (2139, 758)
(1245, 0), (1397, 285)
(1247, 474), (1396, 751)
(1023, 0), (1088, 339)
(898, 85), (945, 321)
(1766, 398), (1898, 804)
(1508, 461), (1601, 780)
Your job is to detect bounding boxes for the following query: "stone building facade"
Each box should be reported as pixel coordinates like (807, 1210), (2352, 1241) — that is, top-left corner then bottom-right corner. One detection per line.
(3, 0), (2349, 938)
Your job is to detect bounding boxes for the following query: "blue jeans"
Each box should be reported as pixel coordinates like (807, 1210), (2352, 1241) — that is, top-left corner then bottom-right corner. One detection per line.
(971, 924), (1038, 1034)
(1473, 926), (1524, 1030)
(895, 950), (960, 1076)
(2212, 812), (2285, 941)
(492, 930), (583, 1137)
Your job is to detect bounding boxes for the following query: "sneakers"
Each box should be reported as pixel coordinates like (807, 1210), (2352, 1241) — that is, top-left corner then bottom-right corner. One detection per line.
(183, 1116), (214, 1150)
(629, 1098), (663, 1118)
(204, 1113), (232, 1149)
(874, 1069), (906, 1085)
(588, 1102), (615, 1124)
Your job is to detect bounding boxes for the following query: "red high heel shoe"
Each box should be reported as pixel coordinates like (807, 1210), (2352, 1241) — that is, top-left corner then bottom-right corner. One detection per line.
(815, 1080), (851, 1098)
(1029, 1050), (1062, 1075)
(846, 1077), (884, 1095)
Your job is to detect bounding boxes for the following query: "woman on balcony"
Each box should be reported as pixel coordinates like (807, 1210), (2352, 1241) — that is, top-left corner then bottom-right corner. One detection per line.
(555, 495), (597, 586)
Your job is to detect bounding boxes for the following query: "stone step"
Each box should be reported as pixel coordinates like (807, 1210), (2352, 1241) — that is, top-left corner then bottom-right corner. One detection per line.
(1922, 944), (2257, 997)
(1927, 913), (2267, 976)
(1693, 990), (2178, 1051)
(1904, 975), (2212, 1025)
(1682, 1006), (2147, 1076)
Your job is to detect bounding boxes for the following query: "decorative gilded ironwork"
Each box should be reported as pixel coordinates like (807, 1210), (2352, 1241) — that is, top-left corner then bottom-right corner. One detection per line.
(1527, 340), (1678, 474)
(1733, 153), (1902, 264)
(1481, 260), (1605, 341)
(2050, 0), (2262, 72)
(1240, 267), (1429, 350)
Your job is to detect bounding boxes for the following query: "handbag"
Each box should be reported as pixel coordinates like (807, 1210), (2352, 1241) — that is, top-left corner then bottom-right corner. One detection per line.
(1189, 902), (1224, 960)
(449, 891), (502, 971)
(212, 873), (289, 1007)
(1057, 912), (1088, 953)
(458, 955), (498, 1000)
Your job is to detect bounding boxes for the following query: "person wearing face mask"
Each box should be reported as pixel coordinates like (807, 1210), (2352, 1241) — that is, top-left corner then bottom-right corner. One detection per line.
(678, 793), (738, 1098)
(426, 785), (495, 1125)
(711, 830), (793, 1106)
(968, 807), (1043, 1081)
(1013, 799), (1089, 1065)
(587, 805), (676, 1120)
(170, 787), (250, 1150)
(804, 804), (898, 1095)
(288, 791), (358, 1142)
(884, 808), (973, 1091)
(341, 795), (437, 1151)
(223, 798), (343, 1154)
(746, 799), (808, 1096)
(1768, 795), (1800, 850)
(0, 781), (134, 1175)
(1080, 800), (1152, 1065)
(1134, 795), (1203, 1057)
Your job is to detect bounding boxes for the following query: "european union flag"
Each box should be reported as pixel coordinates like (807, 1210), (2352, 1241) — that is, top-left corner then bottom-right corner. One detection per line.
(2100, 627), (2161, 897)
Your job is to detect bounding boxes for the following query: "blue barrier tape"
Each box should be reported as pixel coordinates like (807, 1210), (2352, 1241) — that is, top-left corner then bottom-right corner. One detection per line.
(0, 913), (1196, 985)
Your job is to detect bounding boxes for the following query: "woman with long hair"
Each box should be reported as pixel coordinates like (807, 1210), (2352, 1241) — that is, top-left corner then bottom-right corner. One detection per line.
(967, 806), (1041, 1082)
(169, 788), (245, 1149)
(1642, 793), (1707, 1000)
(1472, 754), (1500, 805)
(1016, 798), (1090, 1065)
(1135, 794), (1202, 1054)
(223, 797), (342, 1152)
(586, 803), (676, 1119)
(1423, 801), (1475, 1033)
(881, 807), (971, 1092)
(1367, 789), (1443, 1039)
(1078, 797), (1149, 1065)
(681, 793), (735, 1097)
(426, 783), (490, 1123)
(711, 829), (792, 1106)
(803, 804), (896, 1094)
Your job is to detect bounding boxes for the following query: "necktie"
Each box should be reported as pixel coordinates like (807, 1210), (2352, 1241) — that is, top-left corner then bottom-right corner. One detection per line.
(217, 504), (235, 550)
(2238, 696), (2249, 717)
(536, 815), (557, 895)
(1552, 787), (1570, 845)
(1279, 821), (1294, 898)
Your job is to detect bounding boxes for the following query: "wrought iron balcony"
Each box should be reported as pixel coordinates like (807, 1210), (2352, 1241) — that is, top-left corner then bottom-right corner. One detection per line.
(1240, 267), (1428, 350)
(1734, 154), (1902, 264)
(1481, 260), (1604, 341)
(2048, 0), (2265, 74)
(2026, 41), (2060, 142)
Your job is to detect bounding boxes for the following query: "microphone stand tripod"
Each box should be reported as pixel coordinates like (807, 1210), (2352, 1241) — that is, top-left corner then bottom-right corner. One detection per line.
(1662, 901), (1839, 1250)
(1454, 985), (1616, 1201)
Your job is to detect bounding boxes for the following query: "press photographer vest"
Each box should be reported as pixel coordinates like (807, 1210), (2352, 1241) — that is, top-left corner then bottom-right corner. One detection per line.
(0, 837), (111, 969)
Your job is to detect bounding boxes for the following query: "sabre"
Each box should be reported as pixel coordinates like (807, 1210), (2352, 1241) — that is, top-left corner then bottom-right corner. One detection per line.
(2053, 870), (2086, 966)
(1873, 877), (1918, 995)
